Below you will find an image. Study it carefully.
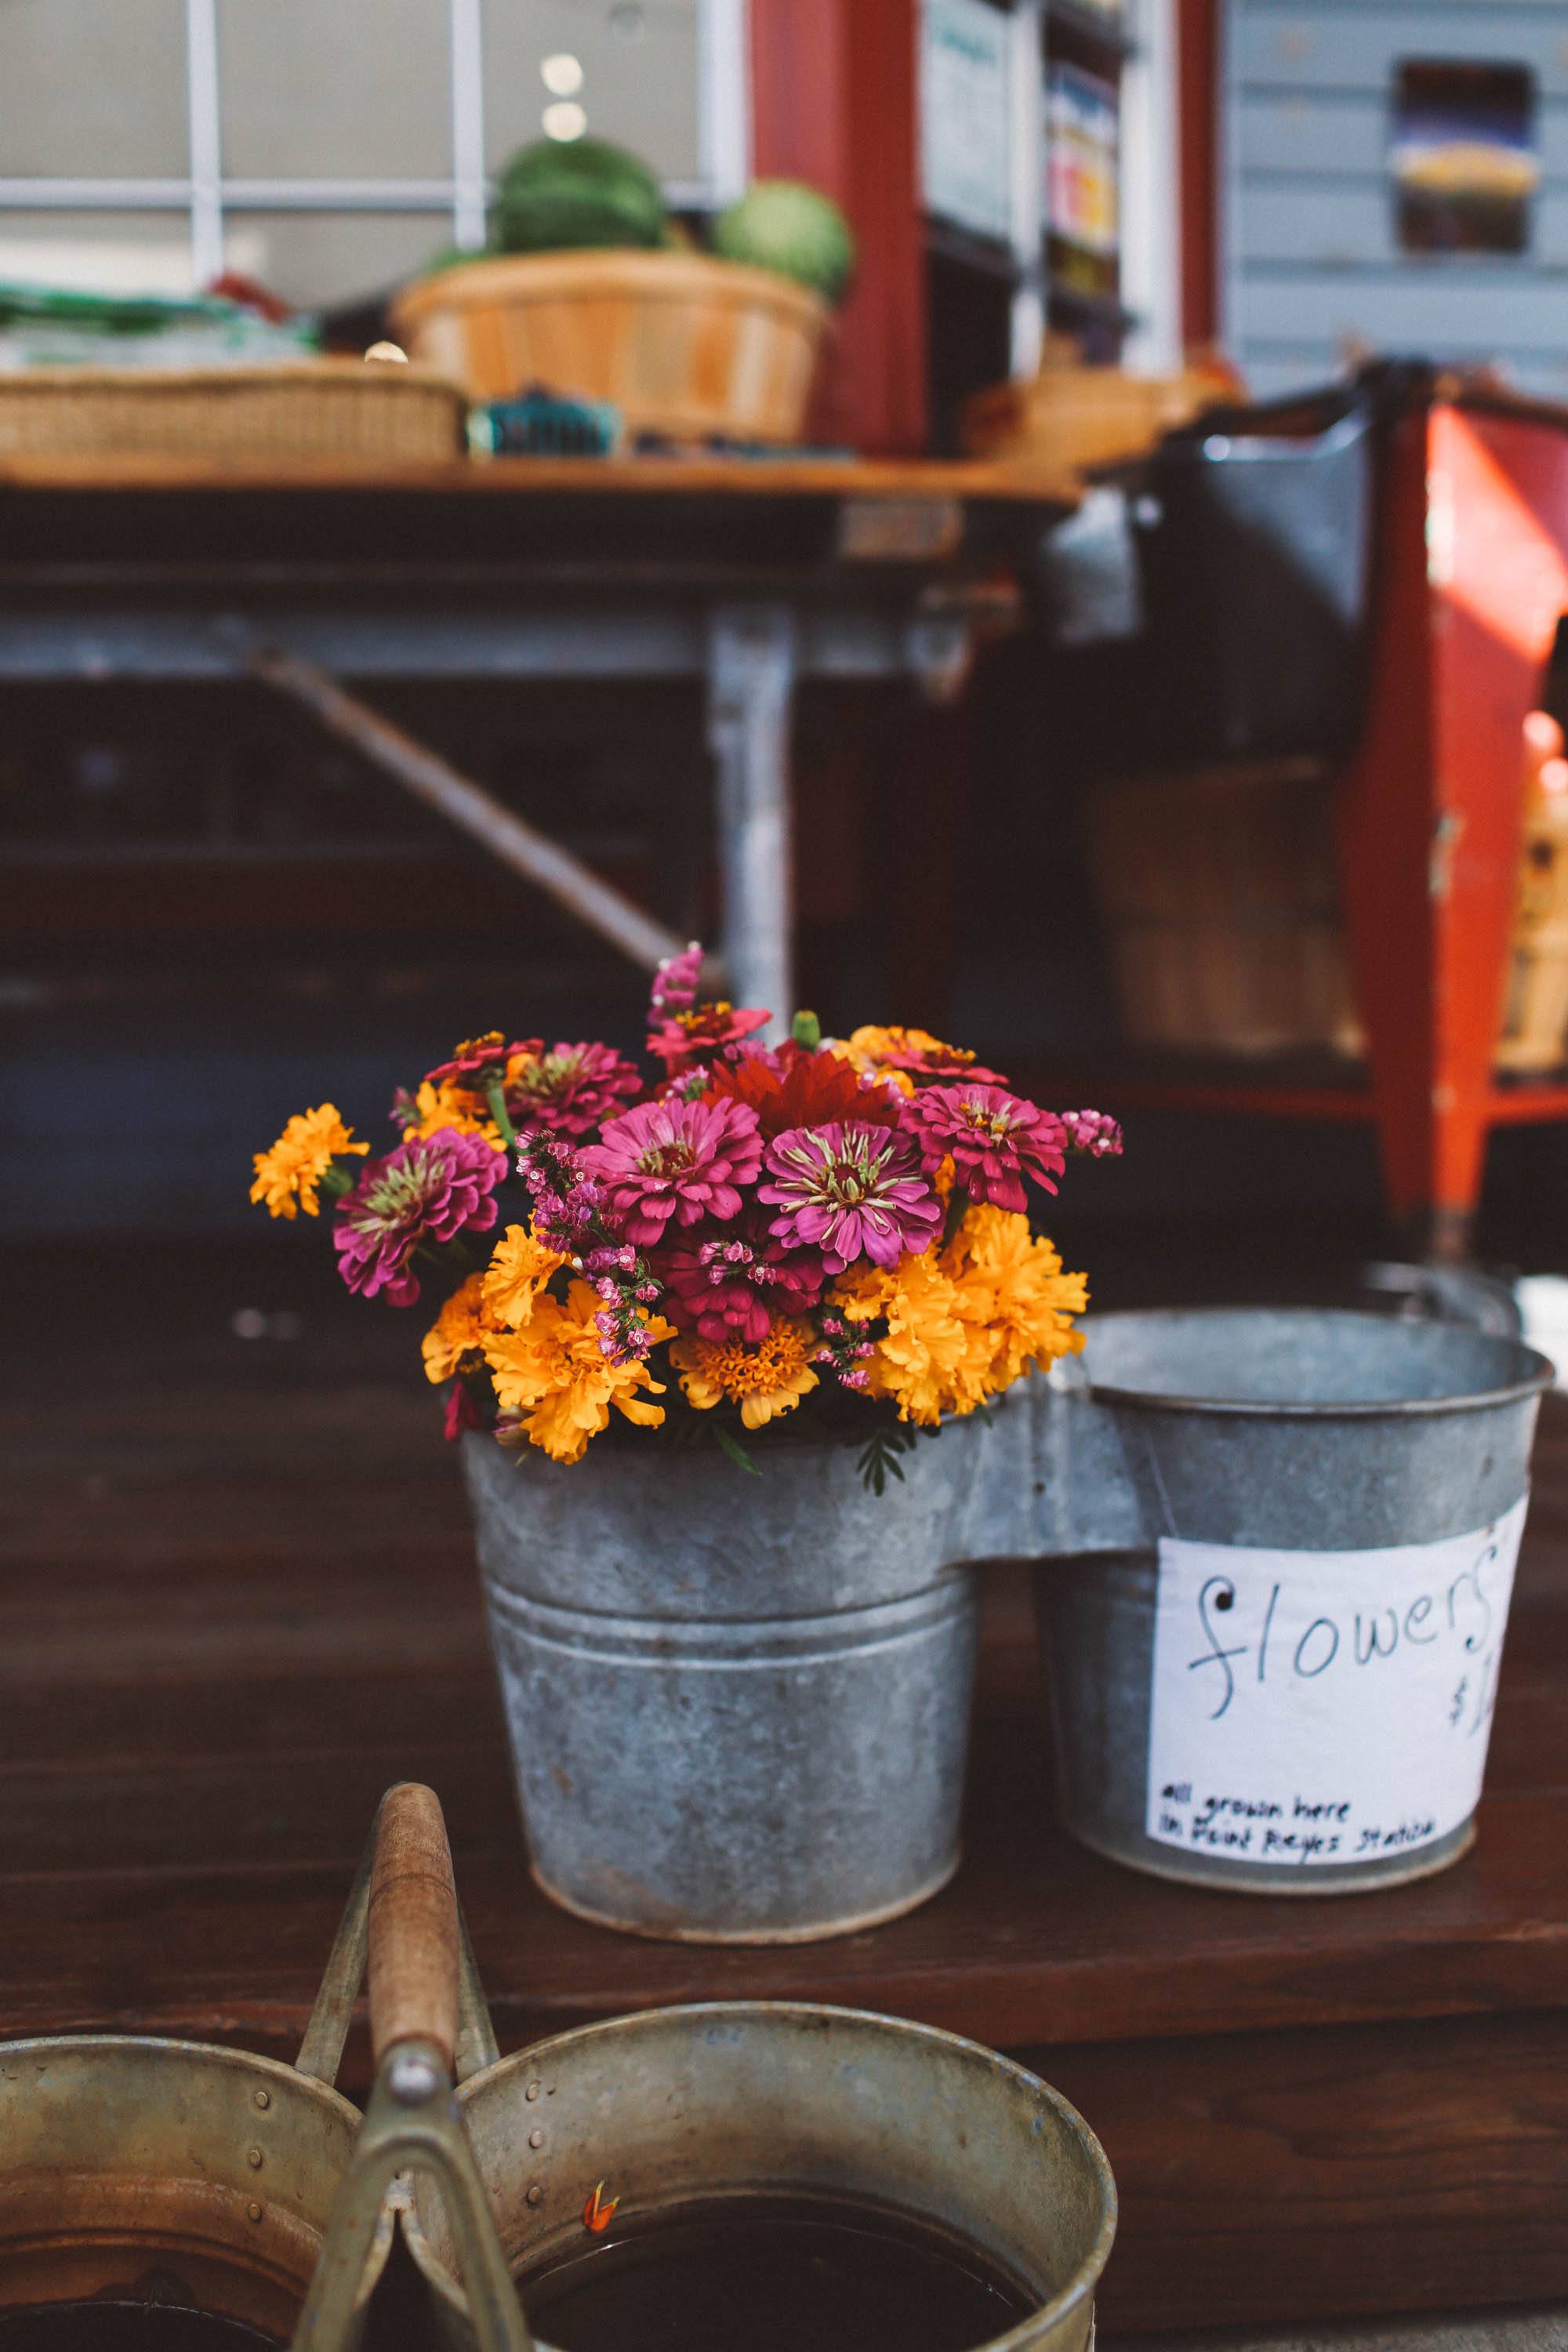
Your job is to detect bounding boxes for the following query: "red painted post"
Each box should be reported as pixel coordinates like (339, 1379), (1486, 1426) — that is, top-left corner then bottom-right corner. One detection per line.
(749, 0), (927, 453)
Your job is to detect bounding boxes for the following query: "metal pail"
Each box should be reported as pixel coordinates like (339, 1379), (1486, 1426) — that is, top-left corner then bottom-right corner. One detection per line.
(0, 1801), (413, 2345)
(461, 1417), (1004, 1944)
(1025, 1308), (1553, 1892)
(403, 2001), (1116, 2352)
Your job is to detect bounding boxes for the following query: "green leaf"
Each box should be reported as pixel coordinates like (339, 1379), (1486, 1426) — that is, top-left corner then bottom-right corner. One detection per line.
(791, 1009), (822, 1050)
(713, 1422), (762, 1477)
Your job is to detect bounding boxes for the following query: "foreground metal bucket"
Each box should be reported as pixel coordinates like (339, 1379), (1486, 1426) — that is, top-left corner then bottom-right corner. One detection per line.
(0, 2041), (379, 2344)
(403, 2002), (1116, 2352)
(463, 1421), (1005, 1944)
(1023, 1309), (1553, 1893)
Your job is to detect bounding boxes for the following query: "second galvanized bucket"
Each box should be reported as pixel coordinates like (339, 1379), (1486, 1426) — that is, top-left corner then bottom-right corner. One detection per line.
(1025, 1309), (1552, 1892)
(404, 2002), (1116, 2352)
(462, 1418), (1004, 1944)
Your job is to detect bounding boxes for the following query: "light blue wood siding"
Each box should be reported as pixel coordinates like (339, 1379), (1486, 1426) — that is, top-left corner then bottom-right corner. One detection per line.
(1225, 1), (1568, 397)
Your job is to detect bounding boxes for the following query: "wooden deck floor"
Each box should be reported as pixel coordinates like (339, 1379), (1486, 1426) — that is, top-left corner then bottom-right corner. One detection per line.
(3, 1237), (1566, 2337)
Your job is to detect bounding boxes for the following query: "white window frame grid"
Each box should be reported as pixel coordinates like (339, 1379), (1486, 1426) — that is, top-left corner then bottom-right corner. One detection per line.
(0, 0), (750, 293)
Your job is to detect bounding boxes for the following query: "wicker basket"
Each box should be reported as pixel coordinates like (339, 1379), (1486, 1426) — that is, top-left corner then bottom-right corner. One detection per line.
(0, 359), (468, 462)
(1084, 760), (1364, 1058)
(391, 249), (830, 444)
(961, 355), (1232, 475)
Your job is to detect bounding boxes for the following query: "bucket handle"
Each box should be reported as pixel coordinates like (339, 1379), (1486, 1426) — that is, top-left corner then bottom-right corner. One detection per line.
(292, 1785), (532, 2352)
(296, 1782), (499, 2088)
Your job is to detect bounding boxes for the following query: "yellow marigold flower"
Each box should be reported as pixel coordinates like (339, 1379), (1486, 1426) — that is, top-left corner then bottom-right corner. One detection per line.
(830, 1254), (980, 1427)
(484, 1280), (672, 1465)
(249, 1102), (367, 1221)
(401, 1078), (499, 1145)
(421, 1272), (492, 1385)
(481, 1224), (565, 1330)
(942, 1204), (1087, 1394)
(670, 1317), (820, 1431)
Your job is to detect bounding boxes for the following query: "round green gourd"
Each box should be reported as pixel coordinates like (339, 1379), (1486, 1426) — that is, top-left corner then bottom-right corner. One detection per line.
(493, 137), (667, 255)
(711, 180), (855, 304)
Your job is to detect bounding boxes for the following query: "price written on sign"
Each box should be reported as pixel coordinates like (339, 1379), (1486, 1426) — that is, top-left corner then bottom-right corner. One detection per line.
(1144, 1496), (1527, 1866)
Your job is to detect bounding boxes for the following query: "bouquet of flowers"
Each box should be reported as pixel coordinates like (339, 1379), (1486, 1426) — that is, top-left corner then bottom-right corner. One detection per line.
(250, 947), (1121, 1486)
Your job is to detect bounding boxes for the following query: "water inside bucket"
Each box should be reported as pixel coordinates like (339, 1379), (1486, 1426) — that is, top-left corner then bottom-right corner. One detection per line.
(516, 2191), (1033, 2352)
(0, 2306), (274, 2352)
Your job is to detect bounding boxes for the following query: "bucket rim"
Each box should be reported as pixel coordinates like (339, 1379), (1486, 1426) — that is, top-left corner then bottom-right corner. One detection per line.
(405, 1998), (1117, 2348)
(0, 2034), (362, 2118)
(1079, 1305), (1555, 1419)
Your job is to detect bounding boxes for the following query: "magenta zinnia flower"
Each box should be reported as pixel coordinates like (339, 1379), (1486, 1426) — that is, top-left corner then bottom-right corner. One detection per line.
(648, 999), (771, 1075)
(661, 1221), (826, 1342)
(504, 1040), (641, 1138)
(580, 1096), (764, 1247)
(908, 1083), (1067, 1213)
(332, 1128), (503, 1306)
(759, 1121), (942, 1273)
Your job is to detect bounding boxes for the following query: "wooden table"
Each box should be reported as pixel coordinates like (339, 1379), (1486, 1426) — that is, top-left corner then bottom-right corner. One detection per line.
(4, 1240), (1566, 2337)
(0, 452), (1073, 1022)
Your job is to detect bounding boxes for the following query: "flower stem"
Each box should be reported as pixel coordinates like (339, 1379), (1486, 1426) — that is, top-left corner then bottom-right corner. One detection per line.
(485, 1083), (518, 1149)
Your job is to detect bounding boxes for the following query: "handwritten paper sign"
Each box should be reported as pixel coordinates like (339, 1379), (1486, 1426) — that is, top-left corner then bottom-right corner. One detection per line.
(1145, 1497), (1526, 1867)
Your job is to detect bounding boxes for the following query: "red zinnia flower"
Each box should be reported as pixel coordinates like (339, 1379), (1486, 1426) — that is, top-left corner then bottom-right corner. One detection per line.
(706, 1042), (905, 1139)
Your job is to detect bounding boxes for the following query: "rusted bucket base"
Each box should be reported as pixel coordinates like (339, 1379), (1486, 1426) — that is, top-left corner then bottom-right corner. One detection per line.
(529, 1849), (964, 1946)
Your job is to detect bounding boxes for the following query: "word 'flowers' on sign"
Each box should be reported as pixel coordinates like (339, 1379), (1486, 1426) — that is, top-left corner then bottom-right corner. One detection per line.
(1144, 1497), (1527, 1866)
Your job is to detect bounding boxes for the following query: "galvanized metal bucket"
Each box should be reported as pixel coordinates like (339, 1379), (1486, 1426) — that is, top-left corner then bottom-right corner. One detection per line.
(1021, 1308), (1553, 1893)
(462, 1416), (1007, 1944)
(0, 1801), (409, 2345)
(402, 2001), (1117, 2352)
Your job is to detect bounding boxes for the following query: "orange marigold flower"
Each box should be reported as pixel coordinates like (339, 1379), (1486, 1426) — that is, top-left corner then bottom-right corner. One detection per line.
(399, 1078), (499, 1146)
(670, 1316), (819, 1430)
(831, 1253), (975, 1427)
(485, 1279), (672, 1464)
(941, 1204), (1087, 1393)
(481, 1224), (565, 1330)
(249, 1103), (367, 1221)
(421, 1272), (492, 1385)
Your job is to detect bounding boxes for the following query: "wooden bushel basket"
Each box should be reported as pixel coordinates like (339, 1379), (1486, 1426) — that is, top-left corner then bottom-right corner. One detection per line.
(391, 249), (829, 445)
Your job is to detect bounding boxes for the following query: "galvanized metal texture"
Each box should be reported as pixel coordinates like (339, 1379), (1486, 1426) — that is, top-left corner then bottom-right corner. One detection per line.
(462, 1416), (1010, 1943)
(1023, 1309), (1553, 1893)
(403, 2002), (1117, 2352)
(0, 1795), (416, 2337)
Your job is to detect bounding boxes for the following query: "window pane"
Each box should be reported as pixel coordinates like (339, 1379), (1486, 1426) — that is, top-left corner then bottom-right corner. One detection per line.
(0, 211), (194, 296)
(484, 0), (700, 187)
(0, 0), (188, 178)
(226, 212), (448, 311)
(218, 0), (452, 180)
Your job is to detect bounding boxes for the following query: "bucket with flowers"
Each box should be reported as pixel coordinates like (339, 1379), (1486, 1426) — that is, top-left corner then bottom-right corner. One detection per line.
(251, 948), (1121, 1942)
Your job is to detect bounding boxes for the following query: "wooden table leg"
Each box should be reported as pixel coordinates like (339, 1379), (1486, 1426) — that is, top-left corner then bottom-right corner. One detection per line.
(1338, 404), (1568, 1258)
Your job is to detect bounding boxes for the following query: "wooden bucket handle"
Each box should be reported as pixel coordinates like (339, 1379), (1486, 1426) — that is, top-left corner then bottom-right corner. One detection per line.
(296, 1784), (498, 2089)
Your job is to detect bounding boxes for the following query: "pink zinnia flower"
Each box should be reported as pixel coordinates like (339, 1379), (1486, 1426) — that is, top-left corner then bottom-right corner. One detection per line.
(580, 1096), (764, 1247)
(661, 1221), (826, 1341)
(648, 999), (771, 1076)
(907, 1083), (1067, 1213)
(505, 1040), (642, 1137)
(333, 1128), (503, 1306)
(426, 1032), (539, 1089)
(759, 1121), (942, 1272)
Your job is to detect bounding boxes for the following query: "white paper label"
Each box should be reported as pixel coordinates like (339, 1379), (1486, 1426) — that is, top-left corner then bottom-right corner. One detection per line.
(1145, 1497), (1526, 1867)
